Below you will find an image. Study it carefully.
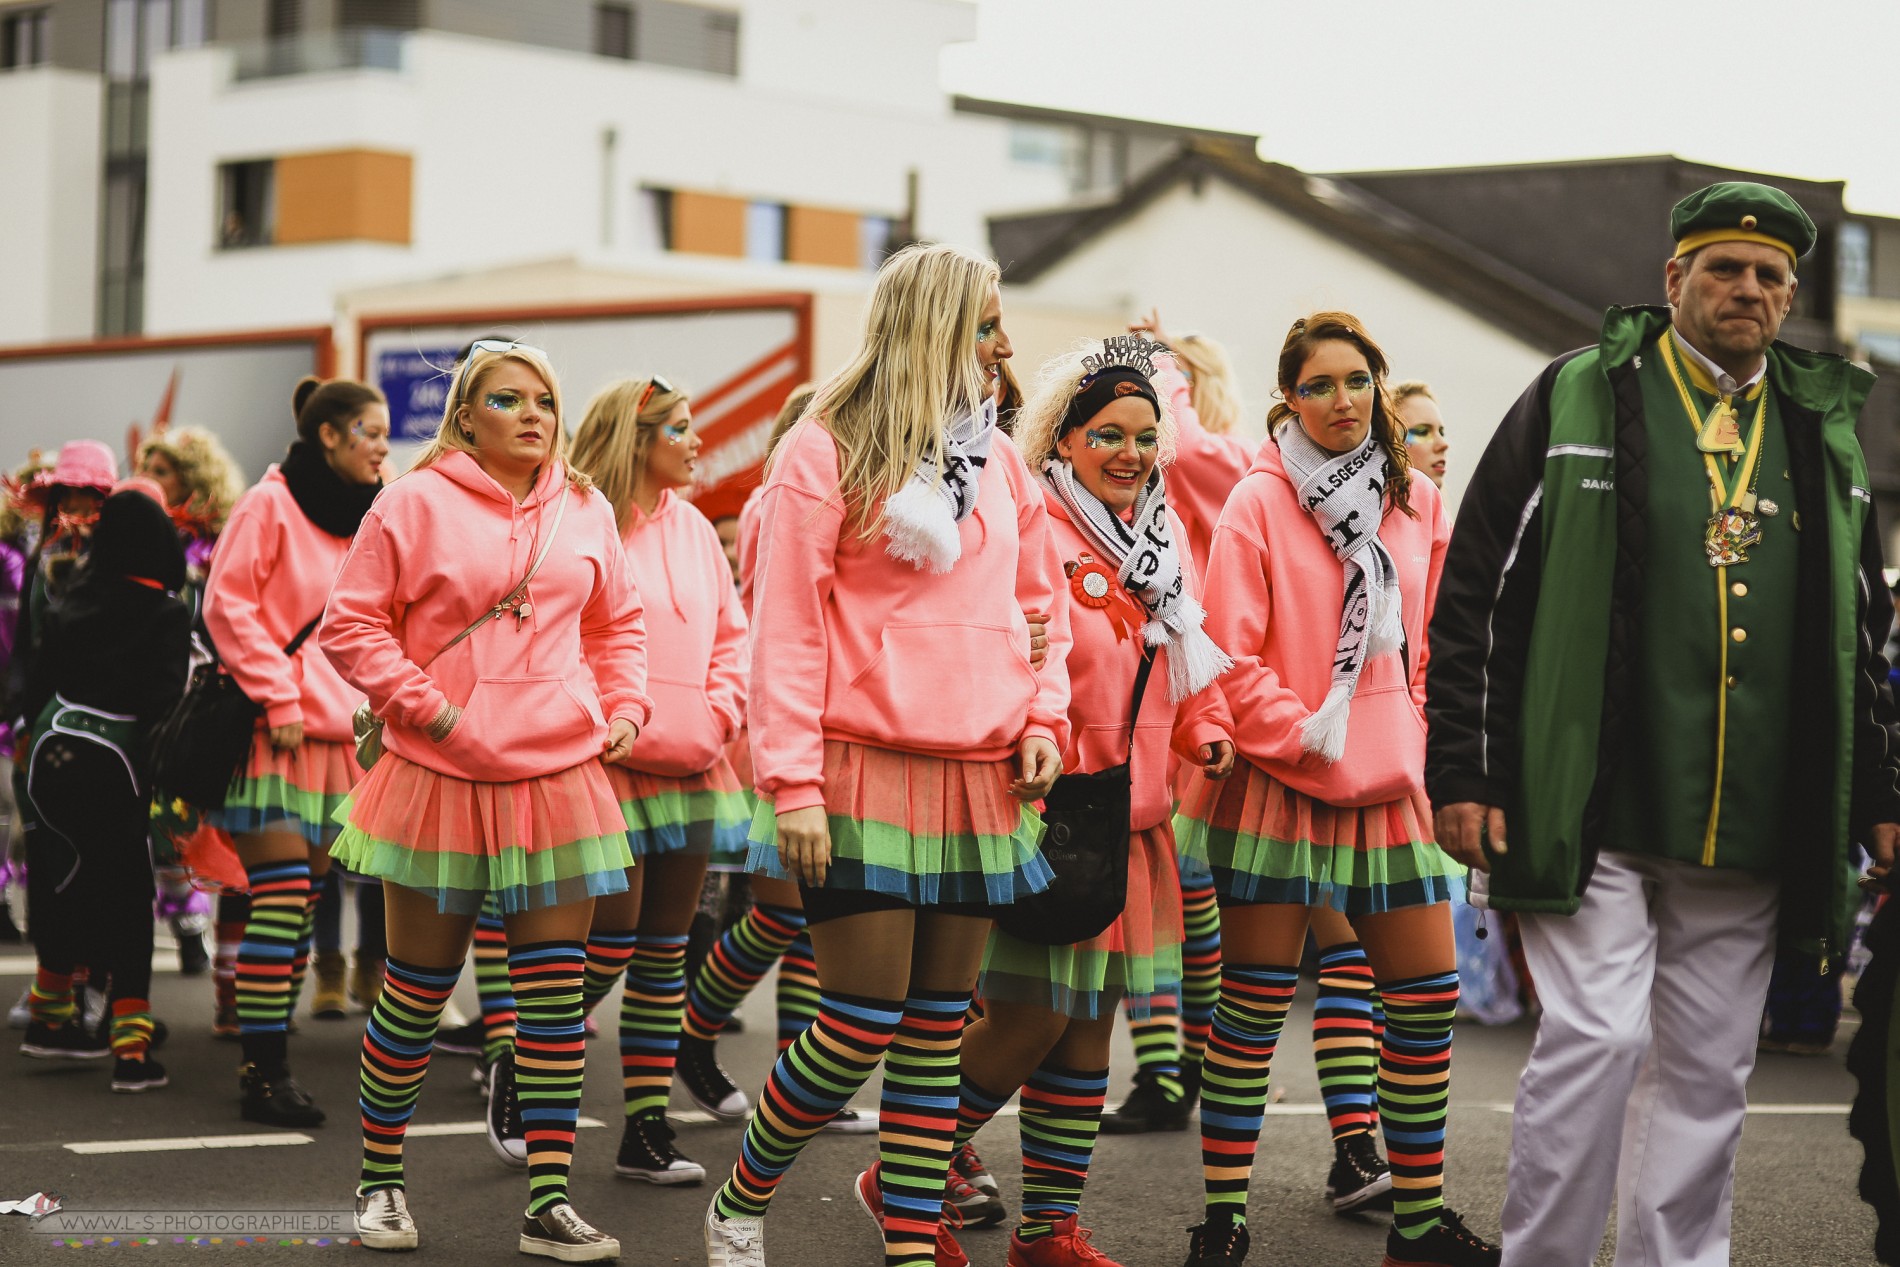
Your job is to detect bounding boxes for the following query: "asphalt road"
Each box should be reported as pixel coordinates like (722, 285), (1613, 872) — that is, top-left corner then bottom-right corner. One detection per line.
(0, 929), (1881, 1266)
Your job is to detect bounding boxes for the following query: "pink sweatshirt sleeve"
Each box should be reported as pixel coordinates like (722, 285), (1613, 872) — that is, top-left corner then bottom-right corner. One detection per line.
(705, 568), (750, 745)
(319, 508), (451, 730)
(204, 493), (304, 729)
(579, 510), (653, 731)
(1203, 515), (1311, 770)
(1009, 448), (1073, 754)
(747, 426), (843, 814)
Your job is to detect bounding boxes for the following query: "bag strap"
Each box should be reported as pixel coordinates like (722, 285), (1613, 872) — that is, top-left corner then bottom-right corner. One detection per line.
(421, 480), (572, 670)
(1122, 647), (1158, 763)
(281, 616), (322, 659)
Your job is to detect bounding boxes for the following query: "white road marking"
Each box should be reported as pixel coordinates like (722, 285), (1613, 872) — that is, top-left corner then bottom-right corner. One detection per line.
(406, 1117), (607, 1138)
(66, 1133), (313, 1155)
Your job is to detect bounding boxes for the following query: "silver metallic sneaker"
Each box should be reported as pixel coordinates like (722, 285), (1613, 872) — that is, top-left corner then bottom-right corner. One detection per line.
(703, 1201), (766, 1267)
(519, 1202), (619, 1262)
(354, 1188), (418, 1252)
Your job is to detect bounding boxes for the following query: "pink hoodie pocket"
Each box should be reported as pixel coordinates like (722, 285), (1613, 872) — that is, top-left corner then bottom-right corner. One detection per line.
(1320, 681), (1427, 808)
(626, 677), (724, 777)
(443, 676), (596, 782)
(840, 621), (1034, 752)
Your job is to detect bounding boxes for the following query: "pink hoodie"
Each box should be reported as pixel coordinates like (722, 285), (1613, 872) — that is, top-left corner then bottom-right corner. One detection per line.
(1156, 364), (1252, 577)
(736, 484), (765, 620)
(203, 467), (362, 741)
(321, 452), (651, 783)
(1045, 490), (1232, 831)
(1206, 437), (1448, 808)
(616, 490), (748, 777)
(749, 420), (1073, 814)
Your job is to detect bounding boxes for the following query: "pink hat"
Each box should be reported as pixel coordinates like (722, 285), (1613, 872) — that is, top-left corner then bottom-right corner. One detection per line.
(32, 440), (118, 495)
(114, 476), (169, 509)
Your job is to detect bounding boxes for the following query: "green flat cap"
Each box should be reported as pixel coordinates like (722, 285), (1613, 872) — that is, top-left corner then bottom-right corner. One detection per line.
(1671, 181), (1816, 266)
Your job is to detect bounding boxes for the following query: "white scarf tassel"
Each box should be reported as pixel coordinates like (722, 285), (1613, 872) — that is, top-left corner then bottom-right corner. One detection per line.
(1143, 594), (1235, 704)
(1301, 681), (1354, 762)
(882, 480), (961, 574)
(1368, 574), (1405, 657)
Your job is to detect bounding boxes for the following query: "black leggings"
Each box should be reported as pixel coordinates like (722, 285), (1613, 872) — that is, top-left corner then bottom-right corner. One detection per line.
(25, 735), (155, 1004)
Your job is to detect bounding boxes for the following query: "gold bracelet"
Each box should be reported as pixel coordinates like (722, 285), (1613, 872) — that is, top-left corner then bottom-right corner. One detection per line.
(426, 703), (462, 742)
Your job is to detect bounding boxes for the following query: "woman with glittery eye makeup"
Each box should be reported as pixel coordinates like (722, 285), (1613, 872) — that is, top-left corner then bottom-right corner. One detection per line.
(320, 343), (651, 1260)
(1392, 381), (1450, 489)
(561, 376), (753, 1187)
(200, 376), (386, 1128)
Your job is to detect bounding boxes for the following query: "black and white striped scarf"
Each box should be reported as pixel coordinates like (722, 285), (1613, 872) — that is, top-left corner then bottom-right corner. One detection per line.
(1040, 457), (1231, 703)
(883, 398), (997, 573)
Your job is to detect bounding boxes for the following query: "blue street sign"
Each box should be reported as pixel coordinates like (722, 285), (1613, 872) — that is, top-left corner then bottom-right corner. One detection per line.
(376, 347), (458, 441)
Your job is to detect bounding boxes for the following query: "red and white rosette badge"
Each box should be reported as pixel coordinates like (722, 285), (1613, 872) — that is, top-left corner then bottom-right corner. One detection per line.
(1067, 552), (1144, 642)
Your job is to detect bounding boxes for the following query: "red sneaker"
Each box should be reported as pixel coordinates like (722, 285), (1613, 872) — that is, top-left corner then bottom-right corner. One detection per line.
(854, 1167), (969, 1267)
(1007, 1215), (1123, 1266)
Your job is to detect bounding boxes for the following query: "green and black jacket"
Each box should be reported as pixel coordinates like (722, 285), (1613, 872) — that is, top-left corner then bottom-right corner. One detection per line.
(1425, 304), (1900, 960)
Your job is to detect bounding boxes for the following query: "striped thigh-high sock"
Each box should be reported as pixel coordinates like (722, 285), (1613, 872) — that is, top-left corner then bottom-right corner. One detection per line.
(286, 896), (318, 1016)
(1378, 972), (1459, 1239)
(713, 991), (905, 1220)
(236, 859), (313, 1068)
(1125, 989), (1184, 1096)
(775, 930), (822, 1053)
(620, 934), (689, 1119)
(510, 941), (589, 1215)
(878, 989), (970, 1267)
(580, 929), (637, 1016)
(954, 1074), (1013, 1147)
(1017, 1064), (1110, 1242)
(28, 967), (75, 1028)
(1178, 875), (1223, 1076)
(1314, 942), (1382, 1142)
(358, 958), (460, 1193)
(1199, 964), (1298, 1222)
(214, 893), (249, 1017)
(110, 998), (156, 1057)
(682, 904), (806, 1043)
(473, 896), (515, 1064)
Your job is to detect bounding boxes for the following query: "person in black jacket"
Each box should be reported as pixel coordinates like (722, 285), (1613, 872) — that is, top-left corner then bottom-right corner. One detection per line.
(17, 488), (190, 1092)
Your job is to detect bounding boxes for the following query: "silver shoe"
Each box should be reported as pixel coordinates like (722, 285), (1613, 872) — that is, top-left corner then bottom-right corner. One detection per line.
(703, 1201), (766, 1267)
(354, 1188), (418, 1252)
(519, 1202), (619, 1262)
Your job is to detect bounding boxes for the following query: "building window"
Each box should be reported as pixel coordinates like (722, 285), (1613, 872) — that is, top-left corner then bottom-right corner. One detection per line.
(1842, 223), (1872, 300)
(859, 215), (894, 271)
(218, 160), (276, 249)
(640, 187), (674, 251)
(745, 201), (786, 262)
(595, 3), (633, 59)
(173, 0), (209, 47)
(1, 6), (50, 68)
(99, 164), (147, 336)
(267, 0), (301, 39)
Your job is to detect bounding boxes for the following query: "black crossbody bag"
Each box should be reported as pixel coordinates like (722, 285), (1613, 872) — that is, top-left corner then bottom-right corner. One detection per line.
(151, 616), (321, 810)
(995, 649), (1155, 947)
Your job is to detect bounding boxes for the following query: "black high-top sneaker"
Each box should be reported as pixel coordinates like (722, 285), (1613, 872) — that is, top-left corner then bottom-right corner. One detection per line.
(614, 1111), (706, 1185)
(1182, 1211), (1249, 1267)
(1380, 1207), (1502, 1267)
(239, 1062), (325, 1127)
(1101, 1069), (1191, 1134)
(677, 1035), (748, 1119)
(1325, 1131), (1394, 1213)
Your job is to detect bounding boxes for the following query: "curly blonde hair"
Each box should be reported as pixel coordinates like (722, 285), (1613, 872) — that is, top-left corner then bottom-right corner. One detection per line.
(137, 426), (245, 533)
(1012, 339), (1178, 472)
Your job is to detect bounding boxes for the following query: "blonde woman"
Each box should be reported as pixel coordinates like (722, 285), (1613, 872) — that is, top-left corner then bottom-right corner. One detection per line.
(1392, 381), (1450, 489)
(704, 244), (1071, 1267)
(322, 342), (649, 1260)
(138, 425), (244, 582)
(564, 376), (751, 1186)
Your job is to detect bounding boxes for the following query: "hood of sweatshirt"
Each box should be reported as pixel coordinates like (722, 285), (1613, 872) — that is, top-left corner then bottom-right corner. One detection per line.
(430, 450), (569, 508)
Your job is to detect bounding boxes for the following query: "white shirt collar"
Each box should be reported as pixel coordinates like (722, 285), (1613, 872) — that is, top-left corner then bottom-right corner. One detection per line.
(1670, 327), (1766, 396)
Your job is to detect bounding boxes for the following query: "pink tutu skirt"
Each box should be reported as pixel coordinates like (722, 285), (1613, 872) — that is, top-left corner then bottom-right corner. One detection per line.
(211, 734), (359, 847)
(606, 756), (752, 864)
(330, 753), (633, 915)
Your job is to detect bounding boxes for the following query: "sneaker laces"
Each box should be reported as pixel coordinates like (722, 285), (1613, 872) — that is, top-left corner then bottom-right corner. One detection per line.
(952, 1143), (988, 1180)
(1051, 1223), (1110, 1261)
(638, 1113), (685, 1162)
(1434, 1207), (1491, 1249)
(535, 1202), (604, 1242)
(944, 1167), (983, 1207)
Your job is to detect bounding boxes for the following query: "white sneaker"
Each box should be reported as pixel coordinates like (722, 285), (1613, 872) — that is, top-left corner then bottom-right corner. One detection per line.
(822, 1108), (878, 1135)
(7, 986), (31, 1029)
(355, 1188), (418, 1252)
(703, 1202), (766, 1267)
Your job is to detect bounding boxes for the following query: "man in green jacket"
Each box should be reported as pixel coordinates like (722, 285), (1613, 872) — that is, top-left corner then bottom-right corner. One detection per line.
(1426, 181), (1900, 1266)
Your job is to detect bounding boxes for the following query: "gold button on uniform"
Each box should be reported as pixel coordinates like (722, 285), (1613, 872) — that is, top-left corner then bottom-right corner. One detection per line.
(1731, 582), (1748, 597)
(1726, 675), (1739, 690)
(1731, 627), (1747, 643)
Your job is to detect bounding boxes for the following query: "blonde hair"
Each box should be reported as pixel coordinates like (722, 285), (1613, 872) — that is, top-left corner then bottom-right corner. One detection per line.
(1014, 341), (1178, 472)
(410, 344), (589, 489)
(1390, 380), (1436, 411)
(570, 376), (692, 532)
(764, 382), (817, 466)
(1171, 333), (1242, 435)
(137, 426), (245, 533)
(785, 243), (1000, 538)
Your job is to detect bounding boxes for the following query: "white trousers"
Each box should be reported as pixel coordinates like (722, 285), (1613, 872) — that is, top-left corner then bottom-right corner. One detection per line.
(1499, 851), (1779, 1267)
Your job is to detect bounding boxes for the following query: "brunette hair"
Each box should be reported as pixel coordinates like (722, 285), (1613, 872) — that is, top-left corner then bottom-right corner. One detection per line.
(569, 375), (692, 531)
(1266, 311), (1415, 517)
(292, 377), (385, 446)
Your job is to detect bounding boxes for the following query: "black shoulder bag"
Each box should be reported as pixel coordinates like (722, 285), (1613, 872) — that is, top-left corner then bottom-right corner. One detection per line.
(151, 615), (321, 810)
(995, 648), (1156, 947)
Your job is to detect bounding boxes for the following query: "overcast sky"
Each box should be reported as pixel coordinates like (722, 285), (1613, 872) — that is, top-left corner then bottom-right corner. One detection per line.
(943, 0), (1900, 218)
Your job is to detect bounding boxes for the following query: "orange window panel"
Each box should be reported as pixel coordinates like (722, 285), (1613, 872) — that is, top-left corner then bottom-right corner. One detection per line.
(786, 206), (860, 269)
(274, 150), (413, 246)
(671, 191), (747, 257)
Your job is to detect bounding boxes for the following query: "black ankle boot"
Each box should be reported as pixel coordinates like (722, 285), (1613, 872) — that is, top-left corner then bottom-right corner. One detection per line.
(239, 1061), (326, 1127)
(1182, 1212), (1249, 1266)
(1102, 1069), (1191, 1134)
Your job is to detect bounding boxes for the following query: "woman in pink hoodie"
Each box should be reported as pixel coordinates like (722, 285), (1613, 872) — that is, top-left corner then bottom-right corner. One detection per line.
(703, 244), (1070, 1267)
(561, 374), (750, 1187)
(1172, 313), (1498, 1267)
(202, 377), (386, 1128)
(943, 335), (1235, 1267)
(322, 342), (649, 1262)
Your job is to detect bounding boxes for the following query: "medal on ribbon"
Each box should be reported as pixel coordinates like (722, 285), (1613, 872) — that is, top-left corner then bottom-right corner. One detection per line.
(1696, 401), (1745, 456)
(1066, 553), (1143, 642)
(1704, 508), (1763, 567)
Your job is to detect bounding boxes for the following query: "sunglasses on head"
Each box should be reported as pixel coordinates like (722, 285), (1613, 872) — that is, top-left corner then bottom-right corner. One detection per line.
(638, 374), (677, 414)
(453, 339), (546, 405)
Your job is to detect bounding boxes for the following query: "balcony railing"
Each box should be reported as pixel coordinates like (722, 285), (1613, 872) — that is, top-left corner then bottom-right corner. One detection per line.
(233, 27), (406, 82)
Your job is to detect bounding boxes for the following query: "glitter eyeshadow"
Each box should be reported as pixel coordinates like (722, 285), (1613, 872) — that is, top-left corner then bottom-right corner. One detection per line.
(485, 391), (522, 413)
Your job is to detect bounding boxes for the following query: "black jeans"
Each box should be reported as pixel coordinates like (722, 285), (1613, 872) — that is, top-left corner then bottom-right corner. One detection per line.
(25, 735), (155, 1005)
